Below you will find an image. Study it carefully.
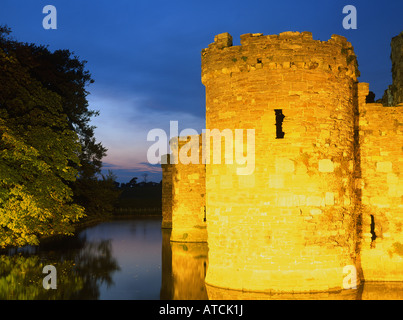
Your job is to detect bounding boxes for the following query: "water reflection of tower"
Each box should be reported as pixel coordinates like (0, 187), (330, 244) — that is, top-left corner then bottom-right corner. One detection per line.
(171, 242), (208, 300)
(160, 228), (173, 299)
(160, 229), (209, 300)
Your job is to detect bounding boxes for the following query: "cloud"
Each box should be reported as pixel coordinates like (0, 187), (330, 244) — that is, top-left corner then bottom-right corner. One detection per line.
(88, 85), (204, 182)
(139, 162), (163, 169)
(100, 162), (162, 183)
(103, 166), (161, 183)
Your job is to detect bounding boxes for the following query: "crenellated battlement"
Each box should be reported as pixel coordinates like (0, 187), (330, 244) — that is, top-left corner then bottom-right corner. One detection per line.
(201, 32), (359, 84)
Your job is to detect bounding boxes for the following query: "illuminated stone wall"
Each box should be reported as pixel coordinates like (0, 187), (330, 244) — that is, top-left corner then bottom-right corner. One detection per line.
(170, 135), (207, 243)
(358, 82), (403, 281)
(202, 32), (361, 293)
(161, 31), (403, 294)
(161, 154), (173, 229)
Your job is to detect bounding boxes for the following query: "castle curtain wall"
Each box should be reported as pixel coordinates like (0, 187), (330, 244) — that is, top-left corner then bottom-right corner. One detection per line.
(359, 83), (403, 281)
(170, 135), (207, 243)
(161, 154), (173, 229)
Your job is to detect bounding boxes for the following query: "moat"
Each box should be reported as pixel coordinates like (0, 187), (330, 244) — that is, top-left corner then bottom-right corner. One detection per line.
(1, 217), (402, 300)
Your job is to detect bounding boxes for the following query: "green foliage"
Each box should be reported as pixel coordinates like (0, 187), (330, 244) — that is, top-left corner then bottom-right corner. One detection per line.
(0, 26), (141, 246)
(0, 26), (123, 248)
(0, 121), (85, 246)
(0, 33), (87, 247)
(73, 170), (121, 218)
(0, 25), (121, 248)
(1, 28), (106, 178)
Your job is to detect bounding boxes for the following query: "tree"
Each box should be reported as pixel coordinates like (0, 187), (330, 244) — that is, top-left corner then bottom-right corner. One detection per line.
(128, 177), (138, 188)
(1, 26), (121, 223)
(0, 25), (107, 185)
(0, 28), (86, 247)
(73, 170), (121, 218)
(0, 27), (107, 184)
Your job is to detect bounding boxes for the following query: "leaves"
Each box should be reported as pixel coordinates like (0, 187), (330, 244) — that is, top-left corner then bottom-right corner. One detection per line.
(0, 28), (87, 248)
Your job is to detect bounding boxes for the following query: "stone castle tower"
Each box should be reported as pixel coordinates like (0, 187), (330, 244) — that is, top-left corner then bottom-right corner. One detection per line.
(391, 32), (403, 105)
(161, 31), (403, 295)
(382, 31), (403, 106)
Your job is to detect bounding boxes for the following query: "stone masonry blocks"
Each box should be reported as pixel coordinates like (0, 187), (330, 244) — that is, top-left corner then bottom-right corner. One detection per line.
(162, 31), (403, 294)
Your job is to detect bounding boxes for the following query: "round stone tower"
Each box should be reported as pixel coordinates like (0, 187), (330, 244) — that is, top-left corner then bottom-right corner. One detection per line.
(202, 32), (361, 293)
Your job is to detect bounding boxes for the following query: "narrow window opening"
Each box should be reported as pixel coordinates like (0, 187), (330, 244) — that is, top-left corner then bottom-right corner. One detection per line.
(203, 206), (206, 222)
(370, 214), (377, 248)
(275, 109), (285, 139)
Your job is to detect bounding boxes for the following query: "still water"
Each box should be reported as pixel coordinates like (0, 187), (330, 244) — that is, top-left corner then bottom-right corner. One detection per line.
(1, 217), (163, 299)
(0, 217), (402, 300)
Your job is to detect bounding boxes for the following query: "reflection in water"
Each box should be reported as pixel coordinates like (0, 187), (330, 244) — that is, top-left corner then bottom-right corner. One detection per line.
(1, 218), (402, 299)
(161, 229), (403, 300)
(0, 254), (81, 300)
(360, 282), (403, 300)
(0, 235), (119, 299)
(206, 280), (403, 300)
(160, 229), (173, 299)
(171, 241), (208, 300)
(206, 283), (363, 300)
(72, 239), (120, 299)
(160, 229), (209, 300)
(0, 218), (162, 300)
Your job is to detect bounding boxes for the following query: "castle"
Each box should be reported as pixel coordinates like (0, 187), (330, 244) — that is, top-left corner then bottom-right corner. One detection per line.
(161, 31), (403, 295)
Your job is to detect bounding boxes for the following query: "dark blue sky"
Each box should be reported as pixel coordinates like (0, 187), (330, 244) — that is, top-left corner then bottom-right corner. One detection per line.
(1, 0), (402, 182)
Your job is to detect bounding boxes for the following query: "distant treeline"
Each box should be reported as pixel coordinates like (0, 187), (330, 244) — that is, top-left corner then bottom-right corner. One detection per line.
(114, 178), (162, 216)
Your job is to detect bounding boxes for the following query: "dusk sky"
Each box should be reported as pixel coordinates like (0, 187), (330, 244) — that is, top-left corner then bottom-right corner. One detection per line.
(1, 0), (402, 182)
